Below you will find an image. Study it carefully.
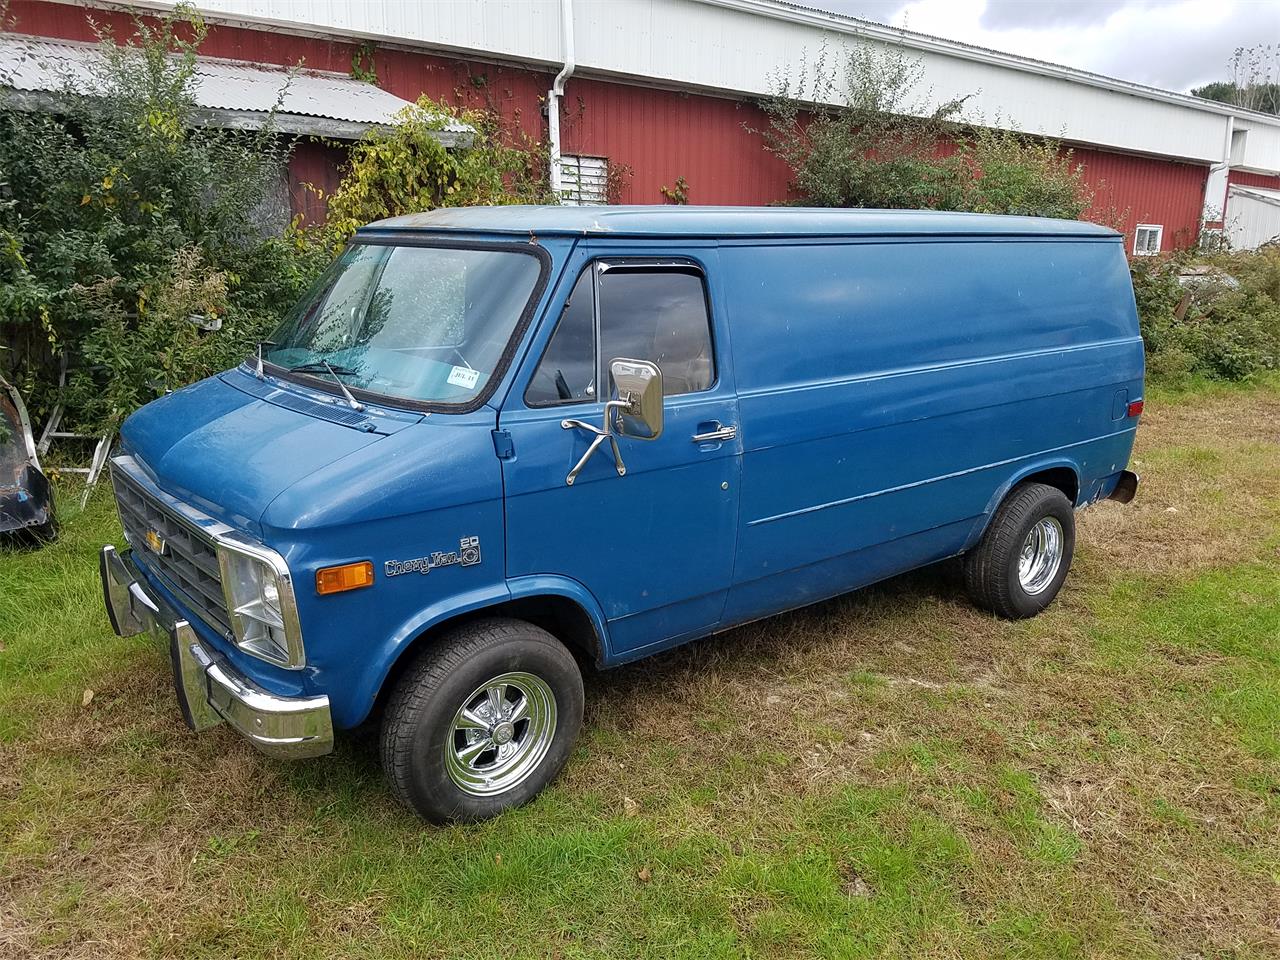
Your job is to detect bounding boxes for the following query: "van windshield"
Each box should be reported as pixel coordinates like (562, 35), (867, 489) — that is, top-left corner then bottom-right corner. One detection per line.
(265, 242), (544, 408)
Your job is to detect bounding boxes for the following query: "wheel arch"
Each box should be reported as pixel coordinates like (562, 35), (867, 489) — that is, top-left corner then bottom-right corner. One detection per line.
(964, 459), (1081, 552)
(351, 576), (609, 728)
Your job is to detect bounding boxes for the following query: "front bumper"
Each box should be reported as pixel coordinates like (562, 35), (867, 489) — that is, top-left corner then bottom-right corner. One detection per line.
(99, 544), (333, 759)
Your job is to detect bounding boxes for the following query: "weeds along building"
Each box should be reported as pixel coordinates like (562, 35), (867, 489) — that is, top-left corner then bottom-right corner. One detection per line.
(5, 0), (1280, 251)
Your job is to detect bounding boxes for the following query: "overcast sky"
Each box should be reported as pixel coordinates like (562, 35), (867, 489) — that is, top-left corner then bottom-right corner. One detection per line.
(805, 0), (1280, 92)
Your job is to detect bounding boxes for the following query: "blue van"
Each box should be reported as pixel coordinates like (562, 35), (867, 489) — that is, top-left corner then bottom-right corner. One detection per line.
(100, 206), (1143, 822)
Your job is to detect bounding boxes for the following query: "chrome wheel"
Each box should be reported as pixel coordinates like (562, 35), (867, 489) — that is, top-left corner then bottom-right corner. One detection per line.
(444, 671), (557, 797)
(1017, 516), (1064, 595)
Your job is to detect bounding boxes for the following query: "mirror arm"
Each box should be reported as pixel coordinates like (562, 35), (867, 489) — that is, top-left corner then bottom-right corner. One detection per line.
(561, 398), (631, 486)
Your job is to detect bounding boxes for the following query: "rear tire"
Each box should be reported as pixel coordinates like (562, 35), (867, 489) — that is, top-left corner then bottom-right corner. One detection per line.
(964, 482), (1075, 619)
(380, 618), (584, 824)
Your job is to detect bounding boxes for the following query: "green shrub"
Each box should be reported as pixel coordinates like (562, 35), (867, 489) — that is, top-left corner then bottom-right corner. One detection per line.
(756, 40), (1091, 219)
(1131, 250), (1280, 383)
(297, 96), (550, 255)
(0, 4), (316, 432)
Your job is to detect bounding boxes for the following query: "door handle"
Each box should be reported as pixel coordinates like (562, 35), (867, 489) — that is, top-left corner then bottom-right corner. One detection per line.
(691, 423), (737, 444)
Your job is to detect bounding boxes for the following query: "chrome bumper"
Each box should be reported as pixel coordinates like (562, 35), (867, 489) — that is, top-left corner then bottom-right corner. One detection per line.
(99, 544), (333, 759)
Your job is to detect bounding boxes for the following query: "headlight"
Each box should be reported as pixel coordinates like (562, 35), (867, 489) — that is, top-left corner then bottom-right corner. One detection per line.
(217, 538), (304, 669)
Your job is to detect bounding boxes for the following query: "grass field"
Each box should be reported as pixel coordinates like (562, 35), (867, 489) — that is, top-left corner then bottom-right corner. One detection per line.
(2, 378), (1278, 959)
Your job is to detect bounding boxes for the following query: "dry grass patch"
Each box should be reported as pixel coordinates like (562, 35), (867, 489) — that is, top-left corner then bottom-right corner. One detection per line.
(2, 379), (1279, 959)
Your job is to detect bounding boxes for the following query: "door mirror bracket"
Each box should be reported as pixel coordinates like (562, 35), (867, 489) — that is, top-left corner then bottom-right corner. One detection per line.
(560, 358), (663, 486)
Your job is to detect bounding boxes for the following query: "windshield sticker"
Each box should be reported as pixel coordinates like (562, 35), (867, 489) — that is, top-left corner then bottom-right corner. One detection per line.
(385, 537), (482, 577)
(447, 365), (480, 390)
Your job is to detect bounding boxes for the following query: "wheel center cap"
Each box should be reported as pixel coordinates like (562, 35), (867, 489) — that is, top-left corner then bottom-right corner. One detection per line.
(491, 721), (515, 745)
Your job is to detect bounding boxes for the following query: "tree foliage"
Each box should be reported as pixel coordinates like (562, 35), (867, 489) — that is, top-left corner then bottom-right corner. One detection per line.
(1191, 44), (1280, 116)
(299, 97), (551, 255)
(756, 40), (1092, 220)
(0, 4), (313, 431)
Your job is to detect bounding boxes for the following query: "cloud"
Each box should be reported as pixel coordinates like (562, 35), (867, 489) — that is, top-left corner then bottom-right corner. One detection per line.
(803, 0), (1278, 92)
(978, 0), (1130, 29)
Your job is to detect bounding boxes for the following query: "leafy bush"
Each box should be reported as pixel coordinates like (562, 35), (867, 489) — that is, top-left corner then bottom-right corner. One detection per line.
(299, 96), (550, 255)
(756, 41), (968, 209)
(1131, 250), (1280, 382)
(0, 5), (314, 432)
(0, 2), (553, 436)
(756, 40), (1092, 219)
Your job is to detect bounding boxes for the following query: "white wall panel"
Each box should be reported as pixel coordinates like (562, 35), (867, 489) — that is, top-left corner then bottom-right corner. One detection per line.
(1225, 188), (1280, 250)
(115, 0), (1278, 170)
(572, 0), (1235, 163)
(127, 0), (564, 64)
(1233, 121), (1280, 174)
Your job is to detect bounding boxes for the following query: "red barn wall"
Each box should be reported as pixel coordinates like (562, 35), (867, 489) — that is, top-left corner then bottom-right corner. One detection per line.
(1229, 169), (1280, 191)
(1074, 147), (1208, 253)
(8, 0), (1215, 249)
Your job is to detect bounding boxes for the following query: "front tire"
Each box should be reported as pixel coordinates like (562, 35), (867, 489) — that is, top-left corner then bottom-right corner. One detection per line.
(964, 482), (1076, 619)
(380, 618), (584, 823)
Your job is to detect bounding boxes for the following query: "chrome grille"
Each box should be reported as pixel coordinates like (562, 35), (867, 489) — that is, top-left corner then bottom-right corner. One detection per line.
(112, 465), (231, 636)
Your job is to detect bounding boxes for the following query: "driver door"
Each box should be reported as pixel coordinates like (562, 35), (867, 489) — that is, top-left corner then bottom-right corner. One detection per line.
(498, 244), (740, 659)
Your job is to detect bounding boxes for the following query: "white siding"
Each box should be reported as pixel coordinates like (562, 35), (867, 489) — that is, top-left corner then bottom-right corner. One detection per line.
(124, 0), (564, 64)
(572, 0), (1233, 163)
(1225, 187), (1280, 251)
(1232, 120), (1280, 175)
(110, 0), (1279, 170)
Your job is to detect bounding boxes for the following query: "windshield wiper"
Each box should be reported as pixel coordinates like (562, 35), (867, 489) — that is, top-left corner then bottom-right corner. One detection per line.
(255, 340), (277, 380)
(289, 360), (365, 412)
(288, 361), (359, 376)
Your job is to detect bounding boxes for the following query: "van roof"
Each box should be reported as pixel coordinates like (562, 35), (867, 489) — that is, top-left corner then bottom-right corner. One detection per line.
(360, 205), (1120, 240)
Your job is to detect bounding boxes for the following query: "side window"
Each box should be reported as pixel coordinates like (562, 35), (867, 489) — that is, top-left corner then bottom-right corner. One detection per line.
(526, 268), (596, 406)
(525, 262), (715, 406)
(599, 269), (714, 396)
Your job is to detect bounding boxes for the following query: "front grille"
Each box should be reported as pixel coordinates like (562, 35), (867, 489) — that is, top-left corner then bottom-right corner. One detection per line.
(112, 465), (232, 636)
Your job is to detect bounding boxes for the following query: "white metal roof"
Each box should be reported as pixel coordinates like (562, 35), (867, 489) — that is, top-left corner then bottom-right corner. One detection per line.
(0, 33), (471, 141)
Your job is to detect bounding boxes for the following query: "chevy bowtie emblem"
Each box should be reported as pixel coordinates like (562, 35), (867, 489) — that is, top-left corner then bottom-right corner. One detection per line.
(144, 528), (169, 556)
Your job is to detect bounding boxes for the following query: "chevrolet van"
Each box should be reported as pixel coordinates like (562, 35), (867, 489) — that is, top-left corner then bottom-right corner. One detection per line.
(101, 206), (1142, 822)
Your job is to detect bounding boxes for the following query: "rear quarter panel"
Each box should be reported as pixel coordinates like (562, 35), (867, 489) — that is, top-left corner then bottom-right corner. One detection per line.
(721, 235), (1142, 620)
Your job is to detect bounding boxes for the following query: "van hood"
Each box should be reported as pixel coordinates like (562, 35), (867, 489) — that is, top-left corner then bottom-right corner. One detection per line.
(119, 370), (419, 532)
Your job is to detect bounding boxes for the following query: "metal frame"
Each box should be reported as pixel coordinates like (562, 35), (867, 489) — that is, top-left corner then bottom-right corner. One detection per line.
(1133, 223), (1163, 256)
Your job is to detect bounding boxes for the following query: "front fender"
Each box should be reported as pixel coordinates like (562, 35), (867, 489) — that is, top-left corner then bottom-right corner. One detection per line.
(339, 574), (613, 728)
(341, 582), (512, 728)
(505, 573), (613, 663)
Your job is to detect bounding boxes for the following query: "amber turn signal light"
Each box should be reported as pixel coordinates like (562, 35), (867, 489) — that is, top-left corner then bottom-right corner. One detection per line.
(316, 561), (375, 595)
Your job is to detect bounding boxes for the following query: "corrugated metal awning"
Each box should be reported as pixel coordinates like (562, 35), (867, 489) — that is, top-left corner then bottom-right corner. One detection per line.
(0, 34), (471, 142)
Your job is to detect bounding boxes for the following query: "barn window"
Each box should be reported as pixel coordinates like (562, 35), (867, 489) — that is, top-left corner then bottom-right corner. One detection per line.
(559, 155), (608, 206)
(1134, 224), (1163, 256)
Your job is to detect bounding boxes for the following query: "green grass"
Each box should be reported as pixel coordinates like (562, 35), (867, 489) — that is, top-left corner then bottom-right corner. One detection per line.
(2, 381), (1279, 958)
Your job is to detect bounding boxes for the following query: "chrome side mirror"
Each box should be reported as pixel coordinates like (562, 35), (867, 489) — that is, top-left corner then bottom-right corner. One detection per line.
(560, 358), (664, 486)
(609, 358), (663, 440)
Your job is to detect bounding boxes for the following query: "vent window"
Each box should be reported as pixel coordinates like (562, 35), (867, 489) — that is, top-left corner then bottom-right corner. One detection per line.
(559, 155), (608, 206)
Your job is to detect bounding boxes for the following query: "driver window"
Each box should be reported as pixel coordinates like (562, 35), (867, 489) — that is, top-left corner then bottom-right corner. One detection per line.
(526, 262), (715, 407)
(598, 268), (714, 396)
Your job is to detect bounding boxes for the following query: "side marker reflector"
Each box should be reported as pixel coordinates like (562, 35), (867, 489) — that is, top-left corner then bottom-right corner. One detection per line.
(316, 561), (375, 595)
(1127, 399), (1144, 418)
